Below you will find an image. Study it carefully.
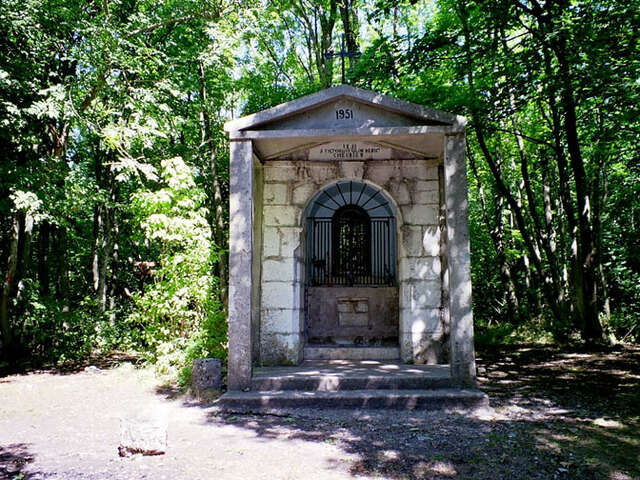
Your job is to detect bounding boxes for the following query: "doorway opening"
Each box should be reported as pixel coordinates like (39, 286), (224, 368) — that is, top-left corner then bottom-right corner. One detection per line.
(304, 181), (399, 346)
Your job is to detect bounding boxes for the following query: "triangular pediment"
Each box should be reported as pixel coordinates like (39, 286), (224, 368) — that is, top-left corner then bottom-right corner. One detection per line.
(267, 140), (426, 161)
(224, 85), (465, 133)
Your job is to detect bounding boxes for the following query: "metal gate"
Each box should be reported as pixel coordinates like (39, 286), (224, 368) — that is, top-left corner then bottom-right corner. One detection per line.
(308, 216), (395, 287)
(304, 181), (399, 346)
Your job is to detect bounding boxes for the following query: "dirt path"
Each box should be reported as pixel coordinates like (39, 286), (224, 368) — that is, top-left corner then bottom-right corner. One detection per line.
(1, 345), (639, 480)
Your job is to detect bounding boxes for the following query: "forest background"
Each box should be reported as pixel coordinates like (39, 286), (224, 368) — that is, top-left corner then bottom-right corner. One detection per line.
(1, 0), (638, 383)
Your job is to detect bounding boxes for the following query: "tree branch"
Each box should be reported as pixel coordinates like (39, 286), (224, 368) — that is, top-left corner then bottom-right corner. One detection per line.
(125, 12), (219, 38)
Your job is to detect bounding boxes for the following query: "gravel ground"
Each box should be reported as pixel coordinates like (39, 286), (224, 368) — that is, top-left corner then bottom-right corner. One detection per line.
(1, 345), (638, 480)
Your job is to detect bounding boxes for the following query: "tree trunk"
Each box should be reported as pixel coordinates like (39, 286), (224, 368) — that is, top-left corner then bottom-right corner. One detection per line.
(92, 204), (102, 293)
(0, 213), (20, 356)
(54, 226), (70, 307)
(198, 61), (228, 307)
(15, 212), (34, 303)
(293, 0), (338, 88)
(456, 4), (566, 329)
(553, 34), (603, 342)
(97, 207), (114, 313)
(516, 0), (604, 341)
(467, 143), (520, 321)
(108, 206), (119, 322)
(38, 220), (50, 295)
(339, 0), (359, 69)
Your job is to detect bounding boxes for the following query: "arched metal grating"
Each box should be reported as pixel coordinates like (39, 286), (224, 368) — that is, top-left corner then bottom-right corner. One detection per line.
(305, 181), (396, 286)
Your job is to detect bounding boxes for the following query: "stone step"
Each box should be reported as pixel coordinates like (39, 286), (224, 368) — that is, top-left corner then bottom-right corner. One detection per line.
(251, 370), (454, 392)
(216, 389), (488, 411)
(304, 345), (400, 361)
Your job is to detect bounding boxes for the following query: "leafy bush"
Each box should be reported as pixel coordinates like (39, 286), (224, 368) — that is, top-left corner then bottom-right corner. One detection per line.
(127, 157), (227, 383)
(17, 281), (100, 363)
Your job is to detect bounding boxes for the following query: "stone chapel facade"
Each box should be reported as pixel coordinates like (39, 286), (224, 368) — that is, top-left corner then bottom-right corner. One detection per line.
(224, 86), (477, 390)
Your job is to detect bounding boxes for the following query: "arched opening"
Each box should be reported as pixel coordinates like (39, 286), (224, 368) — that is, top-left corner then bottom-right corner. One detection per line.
(304, 180), (399, 347)
(306, 180), (397, 287)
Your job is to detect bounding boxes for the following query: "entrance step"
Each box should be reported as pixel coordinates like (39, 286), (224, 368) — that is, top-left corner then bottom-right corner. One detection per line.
(216, 388), (488, 411)
(251, 361), (454, 391)
(216, 361), (489, 411)
(304, 345), (400, 361)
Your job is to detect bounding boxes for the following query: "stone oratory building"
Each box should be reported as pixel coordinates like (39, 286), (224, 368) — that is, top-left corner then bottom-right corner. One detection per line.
(222, 86), (481, 407)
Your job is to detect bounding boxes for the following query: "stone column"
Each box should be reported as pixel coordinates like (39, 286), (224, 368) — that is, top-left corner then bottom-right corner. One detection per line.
(228, 139), (254, 391)
(444, 132), (477, 386)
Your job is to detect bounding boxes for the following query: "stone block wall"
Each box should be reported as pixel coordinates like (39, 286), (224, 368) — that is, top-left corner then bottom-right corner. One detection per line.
(258, 159), (447, 365)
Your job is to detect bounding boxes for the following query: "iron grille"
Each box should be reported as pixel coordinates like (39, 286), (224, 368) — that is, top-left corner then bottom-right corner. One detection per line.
(308, 216), (395, 286)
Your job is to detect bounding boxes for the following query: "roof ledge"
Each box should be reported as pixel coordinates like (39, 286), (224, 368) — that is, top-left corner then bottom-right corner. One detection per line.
(224, 85), (466, 133)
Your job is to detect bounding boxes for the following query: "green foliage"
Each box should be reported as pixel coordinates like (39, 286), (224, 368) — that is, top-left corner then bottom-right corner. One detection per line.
(1, 0), (639, 378)
(17, 283), (100, 363)
(0, 0), (237, 374)
(127, 157), (227, 380)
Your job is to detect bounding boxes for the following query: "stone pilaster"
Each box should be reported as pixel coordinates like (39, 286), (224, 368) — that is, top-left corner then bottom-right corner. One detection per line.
(444, 133), (477, 386)
(227, 140), (254, 391)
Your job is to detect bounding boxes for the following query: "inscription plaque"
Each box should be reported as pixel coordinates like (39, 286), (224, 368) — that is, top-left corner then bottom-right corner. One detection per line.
(309, 141), (391, 161)
(337, 298), (369, 327)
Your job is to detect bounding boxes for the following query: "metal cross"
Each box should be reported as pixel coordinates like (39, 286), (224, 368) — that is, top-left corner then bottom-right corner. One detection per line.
(325, 34), (361, 84)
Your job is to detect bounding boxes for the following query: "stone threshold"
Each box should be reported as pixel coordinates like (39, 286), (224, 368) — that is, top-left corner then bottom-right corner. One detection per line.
(304, 345), (400, 361)
(216, 388), (488, 411)
(252, 361), (453, 391)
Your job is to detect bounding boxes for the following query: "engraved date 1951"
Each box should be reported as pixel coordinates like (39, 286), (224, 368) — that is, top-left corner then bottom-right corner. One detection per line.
(335, 108), (353, 120)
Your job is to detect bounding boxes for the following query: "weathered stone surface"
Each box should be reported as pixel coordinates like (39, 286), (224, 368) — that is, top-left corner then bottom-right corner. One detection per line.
(339, 161), (365, 179)
(263, 205), (301, 227)
(292, 183), (317, 206)
(225, 86), (475, 373)
(305, 164), (339, 183)
(264, 165), (298, 181)
(260, 332), (303, 365)
(262, 282), (300, 310)
(389, 181), (411, 205)
(414, 180), (439, 193)
(400, 307), (443, 335)
(257, 157), (447, 366)
(399, 257), (441, 281)
(401, 162), (438, 181)
(402, 281), (442, 309)
(401, 205), (439, 226)
(445, 132), (476, 385)
(261, 308), (302, 334)
(224, 85), (466, 133)
(400, 331), (445, 365)
(263, 183), (289, 205)
(191, 358), (222, 393)
(279, 226), (303, 258)
(364, 162), (400, 187)
(303, 346), (401, 361)
(262, 259), (295, 282)
(118, 407), (168, 457)
(402, 225), (424, 257)
(262, 227), (280, 257)
(251, 360), (453, 391)
(227, 139), (253, 391)
(413, 189), (439, 205)
(217, 388), (487, 410)
(423, 226), (442, 256)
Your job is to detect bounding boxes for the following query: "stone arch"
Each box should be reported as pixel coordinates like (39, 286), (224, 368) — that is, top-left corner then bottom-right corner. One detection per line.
(302, 179), (400, 287)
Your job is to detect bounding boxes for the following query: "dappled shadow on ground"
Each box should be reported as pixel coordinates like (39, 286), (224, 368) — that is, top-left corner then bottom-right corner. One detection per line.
(155, 384), (222, 407)
(202, 345), (640, 480)
(208, 410), (627, 479)
(477, 344), (640, 417)
(0, 351), (142, 378)
(0, 443), (41, 480)
(155, 383), (184, 401)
